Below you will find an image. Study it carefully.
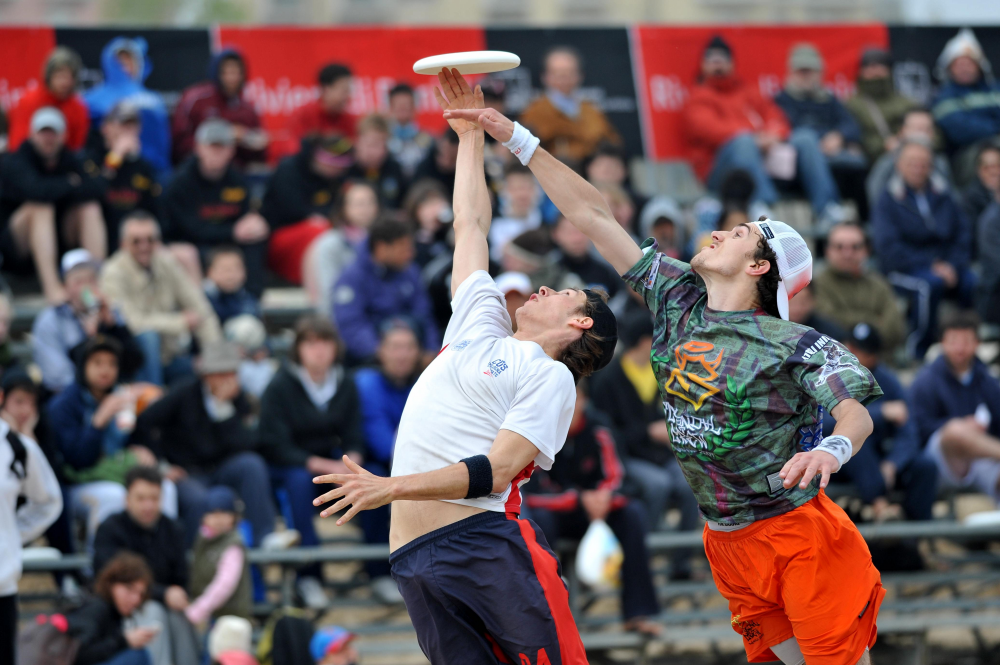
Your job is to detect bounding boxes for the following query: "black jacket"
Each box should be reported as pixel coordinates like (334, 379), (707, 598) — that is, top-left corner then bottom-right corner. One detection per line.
(259, 149), (341, 230)
(134, 376), (255, 473)
(93, 511), (188, 604)
(0, 141), (103, 225)
(524, 408), (626, 513)
(161, 157), (249, 244)
(82, 144), (161, 249)
(590, 356), (672, 466)
(346, 155), (407, 209)
(66, 597), (129, 665)
(257, 365), (366, 467)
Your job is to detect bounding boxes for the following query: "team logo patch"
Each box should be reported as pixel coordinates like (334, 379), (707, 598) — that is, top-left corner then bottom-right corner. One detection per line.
(797, 406), (824, 451)
(731, 615), (763, 644)
(645, 253), (662, 289)
(453, 339), (472, 351)
(484, 359), (508, 377)
(660, 341), (723, 410)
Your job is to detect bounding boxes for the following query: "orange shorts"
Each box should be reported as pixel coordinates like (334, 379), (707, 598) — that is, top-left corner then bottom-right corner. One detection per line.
(704, 490), (884, 665)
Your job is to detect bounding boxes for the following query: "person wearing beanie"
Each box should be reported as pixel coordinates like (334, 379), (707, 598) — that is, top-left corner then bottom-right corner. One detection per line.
(845, 46), (920, 162)
(84, 37), (173, 179)
(931, 28), (1000, 184)
(7, 46), (89, 152)
(47, 334), (176, 548)
(445, 70), (882, 663)
(824, 323), (937, 523)
(186, 487), (253, 625)
(208, 615), (256, 665)
(682, 35), (855, 228)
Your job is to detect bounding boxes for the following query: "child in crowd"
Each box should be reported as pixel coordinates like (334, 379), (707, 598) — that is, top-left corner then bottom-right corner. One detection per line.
(204, 247), (262, 326)
(208, 615), (258, 665)
(185, 487), (252, 627)
(0, 371), (40, 440)
(311, 626), (359, 665)
(223, 314), (276, 401)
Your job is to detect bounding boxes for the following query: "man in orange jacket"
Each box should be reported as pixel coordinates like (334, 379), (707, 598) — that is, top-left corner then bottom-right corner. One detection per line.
(683, 36), (844, 227)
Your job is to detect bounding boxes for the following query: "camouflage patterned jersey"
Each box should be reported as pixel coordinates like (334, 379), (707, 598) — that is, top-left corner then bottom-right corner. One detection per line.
(624, 240), (882, 525)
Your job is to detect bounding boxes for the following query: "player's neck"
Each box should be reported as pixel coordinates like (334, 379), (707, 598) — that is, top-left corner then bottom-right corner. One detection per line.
(513, 327), (568, 362)
(702, 276), (758, 313)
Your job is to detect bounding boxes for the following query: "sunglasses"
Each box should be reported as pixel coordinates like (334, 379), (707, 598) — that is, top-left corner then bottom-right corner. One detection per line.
(129, 235), (160, 246)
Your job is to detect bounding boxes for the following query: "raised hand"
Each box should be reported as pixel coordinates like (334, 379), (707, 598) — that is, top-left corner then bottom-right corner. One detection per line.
(434, 68), (484, 137)
(779, 449), (839, 490)
(443, 106), (516, 144)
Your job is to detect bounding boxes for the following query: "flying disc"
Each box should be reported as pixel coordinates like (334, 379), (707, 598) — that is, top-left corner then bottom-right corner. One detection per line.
(413, 51), (520, 76)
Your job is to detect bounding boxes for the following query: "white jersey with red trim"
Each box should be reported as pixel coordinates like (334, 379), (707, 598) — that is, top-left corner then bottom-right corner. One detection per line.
(390, 270), (576, 513)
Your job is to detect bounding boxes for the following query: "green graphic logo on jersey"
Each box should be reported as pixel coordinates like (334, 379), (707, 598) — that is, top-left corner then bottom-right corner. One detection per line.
(703, 376), (754, 458)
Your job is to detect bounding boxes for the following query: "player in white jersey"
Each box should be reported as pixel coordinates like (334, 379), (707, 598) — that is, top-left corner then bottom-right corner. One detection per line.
(312, 70), (617, 665)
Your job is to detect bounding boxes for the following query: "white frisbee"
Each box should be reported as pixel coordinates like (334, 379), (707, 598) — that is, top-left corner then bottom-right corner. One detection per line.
(413, 50), (520, 76)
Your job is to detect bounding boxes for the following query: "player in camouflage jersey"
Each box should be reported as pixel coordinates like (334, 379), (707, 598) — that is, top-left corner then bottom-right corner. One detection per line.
(447, 88), (885, 665)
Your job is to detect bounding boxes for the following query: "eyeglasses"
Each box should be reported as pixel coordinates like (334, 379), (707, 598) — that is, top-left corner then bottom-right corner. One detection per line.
(129, 235), (159, 246)
(830, 242), (864, 251)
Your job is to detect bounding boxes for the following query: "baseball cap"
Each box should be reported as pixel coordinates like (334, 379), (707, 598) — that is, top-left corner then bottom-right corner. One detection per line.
(30, 107), (66, 135)
(860, 47), (893, 69)
(495, 272), (532, 297)
(584, 290), (618, 372)
(789, 44), (823, 71)
(197, 341), (242, 375)
(314, 134), (354, 168)
(195, 118), (235, 147)
(61, 248), (99, 277)
(847, 322), (882, 355)
(750, 219), (813, 321)
(310, 626), (356, 661)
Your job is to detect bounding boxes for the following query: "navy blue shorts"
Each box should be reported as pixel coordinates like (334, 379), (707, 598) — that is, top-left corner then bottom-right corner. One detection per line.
(390, 511), (588, 665)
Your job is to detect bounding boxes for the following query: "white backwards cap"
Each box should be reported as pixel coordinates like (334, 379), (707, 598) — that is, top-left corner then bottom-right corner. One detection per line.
(750, 219), (812, 321)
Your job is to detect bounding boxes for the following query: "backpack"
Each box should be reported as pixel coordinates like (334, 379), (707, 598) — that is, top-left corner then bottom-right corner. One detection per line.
(17, 614), (79, 665)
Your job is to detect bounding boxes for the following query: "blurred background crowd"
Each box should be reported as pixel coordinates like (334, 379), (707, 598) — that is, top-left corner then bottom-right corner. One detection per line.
(0, 16), (999, 665)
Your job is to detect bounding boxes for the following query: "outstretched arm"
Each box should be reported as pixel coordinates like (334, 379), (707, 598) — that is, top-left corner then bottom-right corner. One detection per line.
(312, 429), (540, 525)
(434, 69), (492, 297)
(445, 102), (643, 274)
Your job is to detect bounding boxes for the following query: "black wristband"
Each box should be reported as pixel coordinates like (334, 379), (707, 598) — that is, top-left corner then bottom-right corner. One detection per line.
(461, 455), (493, 499)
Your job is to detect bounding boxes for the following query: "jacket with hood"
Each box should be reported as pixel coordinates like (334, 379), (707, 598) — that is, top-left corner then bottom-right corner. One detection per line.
(8, 87), (89, 153)
(172, 49), (264, 167)
(844, 76), (919, 162)
(682, 75), (790, 181)
(84, 37), (172, 179)
(931, 29), (1000, 153)
(872, 171), (973, 275)
(639, 196), (688, 260)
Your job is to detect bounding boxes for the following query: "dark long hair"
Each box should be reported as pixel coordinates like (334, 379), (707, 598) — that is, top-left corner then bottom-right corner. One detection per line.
(751, 216), (781, 318)
(560, 289), (611, 382)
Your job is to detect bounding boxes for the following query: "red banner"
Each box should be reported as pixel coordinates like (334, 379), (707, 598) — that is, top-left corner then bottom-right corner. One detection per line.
(215, 26), (486, 159)
(631, 24), (889, 160)
(0, 27), (57, 113)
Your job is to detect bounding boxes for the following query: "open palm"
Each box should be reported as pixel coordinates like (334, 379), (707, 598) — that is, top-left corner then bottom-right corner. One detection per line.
(435, 68), (484, 137)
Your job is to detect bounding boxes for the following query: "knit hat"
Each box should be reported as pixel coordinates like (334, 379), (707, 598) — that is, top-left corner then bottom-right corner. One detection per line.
(789, 44), (823, 72)
(205, 486), (239, 514)
(43, 47), (82, 87)
(859, 47), (893, 69)
(703, 35), (732, 60)
(224, 314), (267, 352)
(208, 616), (253, 660)
(749, 219), (813, 321)
(310, 626), (356, 661)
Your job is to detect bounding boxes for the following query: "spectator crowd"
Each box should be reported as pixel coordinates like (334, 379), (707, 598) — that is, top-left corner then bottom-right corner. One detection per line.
(0, 25), (999, 665)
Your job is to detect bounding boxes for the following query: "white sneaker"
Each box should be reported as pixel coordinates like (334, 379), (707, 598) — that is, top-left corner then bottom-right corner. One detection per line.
(371, 576), (404, 605)
(260, 529), (301, 551)
(297, 576), (329, 610)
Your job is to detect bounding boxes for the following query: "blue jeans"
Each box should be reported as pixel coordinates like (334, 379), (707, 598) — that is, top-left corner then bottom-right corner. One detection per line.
(176, 452), (276, 546)
(789, 128), (841, 214)
(133, 331), (194, 387)
(890, 266), (978, 358)
(708, 130), (840, 214)
(708, 132), (779, 204)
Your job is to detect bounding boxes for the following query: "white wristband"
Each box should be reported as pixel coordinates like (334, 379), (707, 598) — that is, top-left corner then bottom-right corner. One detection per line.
(502, 122), (540, 166)
(814, 435), (853, 472)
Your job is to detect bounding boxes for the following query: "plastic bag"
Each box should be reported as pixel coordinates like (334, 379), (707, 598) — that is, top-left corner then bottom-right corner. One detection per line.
(575, 519), (623, 590)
